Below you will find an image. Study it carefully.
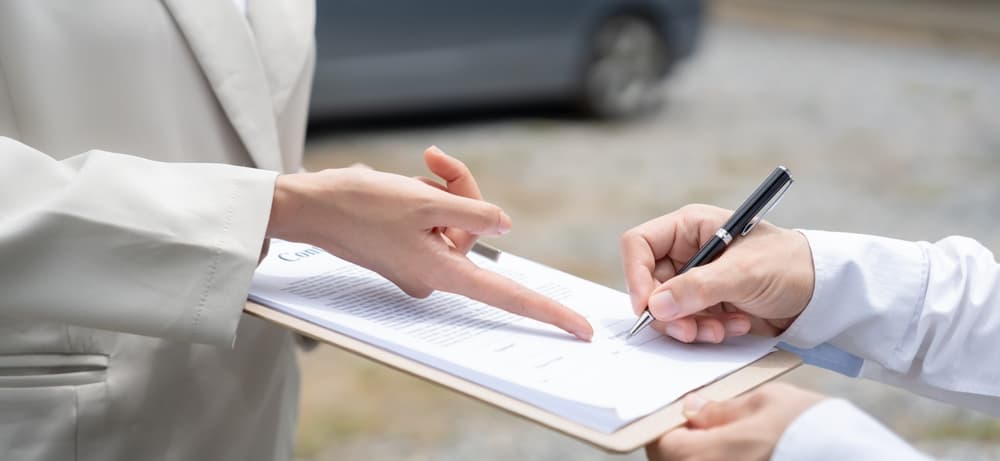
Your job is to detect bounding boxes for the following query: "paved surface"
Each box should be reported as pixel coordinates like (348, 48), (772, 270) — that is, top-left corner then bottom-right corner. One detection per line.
(296, 12), (1000, 461)
(714, 0), (1000, 53)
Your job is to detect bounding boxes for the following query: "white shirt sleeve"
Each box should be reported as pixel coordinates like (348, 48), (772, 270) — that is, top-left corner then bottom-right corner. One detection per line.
(772, 399), (933, 461)
(778, 230), (1000, 415)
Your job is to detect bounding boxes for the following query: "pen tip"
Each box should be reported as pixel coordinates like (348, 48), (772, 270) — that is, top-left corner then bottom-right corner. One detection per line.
(627, 311), (653, 339)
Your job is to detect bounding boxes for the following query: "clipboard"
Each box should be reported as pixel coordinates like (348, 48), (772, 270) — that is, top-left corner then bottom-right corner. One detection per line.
(244, 243), (802, 453)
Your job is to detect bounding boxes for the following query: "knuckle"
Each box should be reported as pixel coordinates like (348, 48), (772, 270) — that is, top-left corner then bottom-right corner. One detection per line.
(620, 228), (638, 247)
(747, 389), (771, 409)
(620, 228), (645, 254)
(678, 203), (705, 215)
(681, 203), (715, 221)
(680, 203), (729, 227)
(415, 196), (444, 222)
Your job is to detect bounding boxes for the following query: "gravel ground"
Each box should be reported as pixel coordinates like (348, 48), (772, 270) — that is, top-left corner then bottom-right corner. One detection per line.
(296, 14), (1000, 461)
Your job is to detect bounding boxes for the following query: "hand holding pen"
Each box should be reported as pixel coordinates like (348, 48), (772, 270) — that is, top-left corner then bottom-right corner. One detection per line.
(620, 167), (814, 343)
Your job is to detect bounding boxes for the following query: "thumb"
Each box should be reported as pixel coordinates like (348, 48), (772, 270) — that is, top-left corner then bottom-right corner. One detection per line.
(682, 392), (759, 429)
(647, 263), (738, 321)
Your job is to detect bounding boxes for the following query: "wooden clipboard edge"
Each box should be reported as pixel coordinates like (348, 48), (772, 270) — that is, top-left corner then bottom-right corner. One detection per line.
(245, 301), (801, 452)
(607, 348), (802, 451)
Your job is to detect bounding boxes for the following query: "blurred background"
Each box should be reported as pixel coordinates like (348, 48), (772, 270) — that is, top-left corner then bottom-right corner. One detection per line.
(296, 0), (1000, 459)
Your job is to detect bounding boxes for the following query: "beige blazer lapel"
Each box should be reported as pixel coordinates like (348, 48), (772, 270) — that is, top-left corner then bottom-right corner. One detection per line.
(162, 0), (284, 172)
(246, 0), (315, 116)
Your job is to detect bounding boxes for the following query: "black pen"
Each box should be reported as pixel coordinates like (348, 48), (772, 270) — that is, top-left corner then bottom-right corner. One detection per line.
(626, 166), (794, 339)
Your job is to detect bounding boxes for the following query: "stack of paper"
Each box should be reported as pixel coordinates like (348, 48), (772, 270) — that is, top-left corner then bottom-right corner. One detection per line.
(250, 240), (777, 433)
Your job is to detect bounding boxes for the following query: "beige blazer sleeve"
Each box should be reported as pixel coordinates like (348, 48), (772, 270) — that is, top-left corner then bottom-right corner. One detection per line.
(0, 137), (277, 347)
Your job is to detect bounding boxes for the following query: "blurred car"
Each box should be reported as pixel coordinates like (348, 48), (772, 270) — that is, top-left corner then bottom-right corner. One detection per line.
(309, 0), (703, 119)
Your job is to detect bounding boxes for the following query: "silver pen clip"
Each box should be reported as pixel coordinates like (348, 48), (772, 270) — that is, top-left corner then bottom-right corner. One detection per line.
(741, 178), (793, 236)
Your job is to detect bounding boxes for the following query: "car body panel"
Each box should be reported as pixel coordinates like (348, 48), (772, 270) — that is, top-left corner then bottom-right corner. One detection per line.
(310, 0), (702, 118)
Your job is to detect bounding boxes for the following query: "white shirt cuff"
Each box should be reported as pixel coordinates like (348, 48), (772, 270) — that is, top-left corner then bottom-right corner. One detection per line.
(773, 399), (932, 461)
(777, 230), (928, 369)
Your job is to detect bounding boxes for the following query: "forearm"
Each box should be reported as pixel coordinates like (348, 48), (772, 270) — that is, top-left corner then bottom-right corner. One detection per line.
(0, 138), (275, 346)
(780, 230), (1000, 409)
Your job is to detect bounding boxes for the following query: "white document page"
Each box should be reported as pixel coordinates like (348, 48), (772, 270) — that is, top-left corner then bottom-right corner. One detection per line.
(250, 240), (777, 433)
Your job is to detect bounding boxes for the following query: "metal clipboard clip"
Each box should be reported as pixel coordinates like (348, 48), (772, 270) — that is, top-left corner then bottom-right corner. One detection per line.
(471, 242), (502, 262)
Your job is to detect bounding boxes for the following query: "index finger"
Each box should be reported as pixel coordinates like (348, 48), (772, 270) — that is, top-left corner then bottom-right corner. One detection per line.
(620, 226), (660, 315)
(620, 206), (730, 313)
(435, 256), (594, 341)
(638, 205), (730, 265)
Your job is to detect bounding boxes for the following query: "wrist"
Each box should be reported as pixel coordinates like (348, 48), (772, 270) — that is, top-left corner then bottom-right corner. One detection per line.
(758, 228), (815, 335)
(266, 174), (301, 240)
(787, 228), (816, 322)
(775, 229), (846, 347)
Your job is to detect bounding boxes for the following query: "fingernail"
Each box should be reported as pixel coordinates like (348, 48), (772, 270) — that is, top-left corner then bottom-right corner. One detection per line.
(648, 290), (678, 320)
(498, 211), (512, 234)
(575, 327), (593, 342)
(683, 394), (708, 418)
(725, 317), (751, 335)
(428, 145), (443, 154)
(695, 327), (720, 343)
